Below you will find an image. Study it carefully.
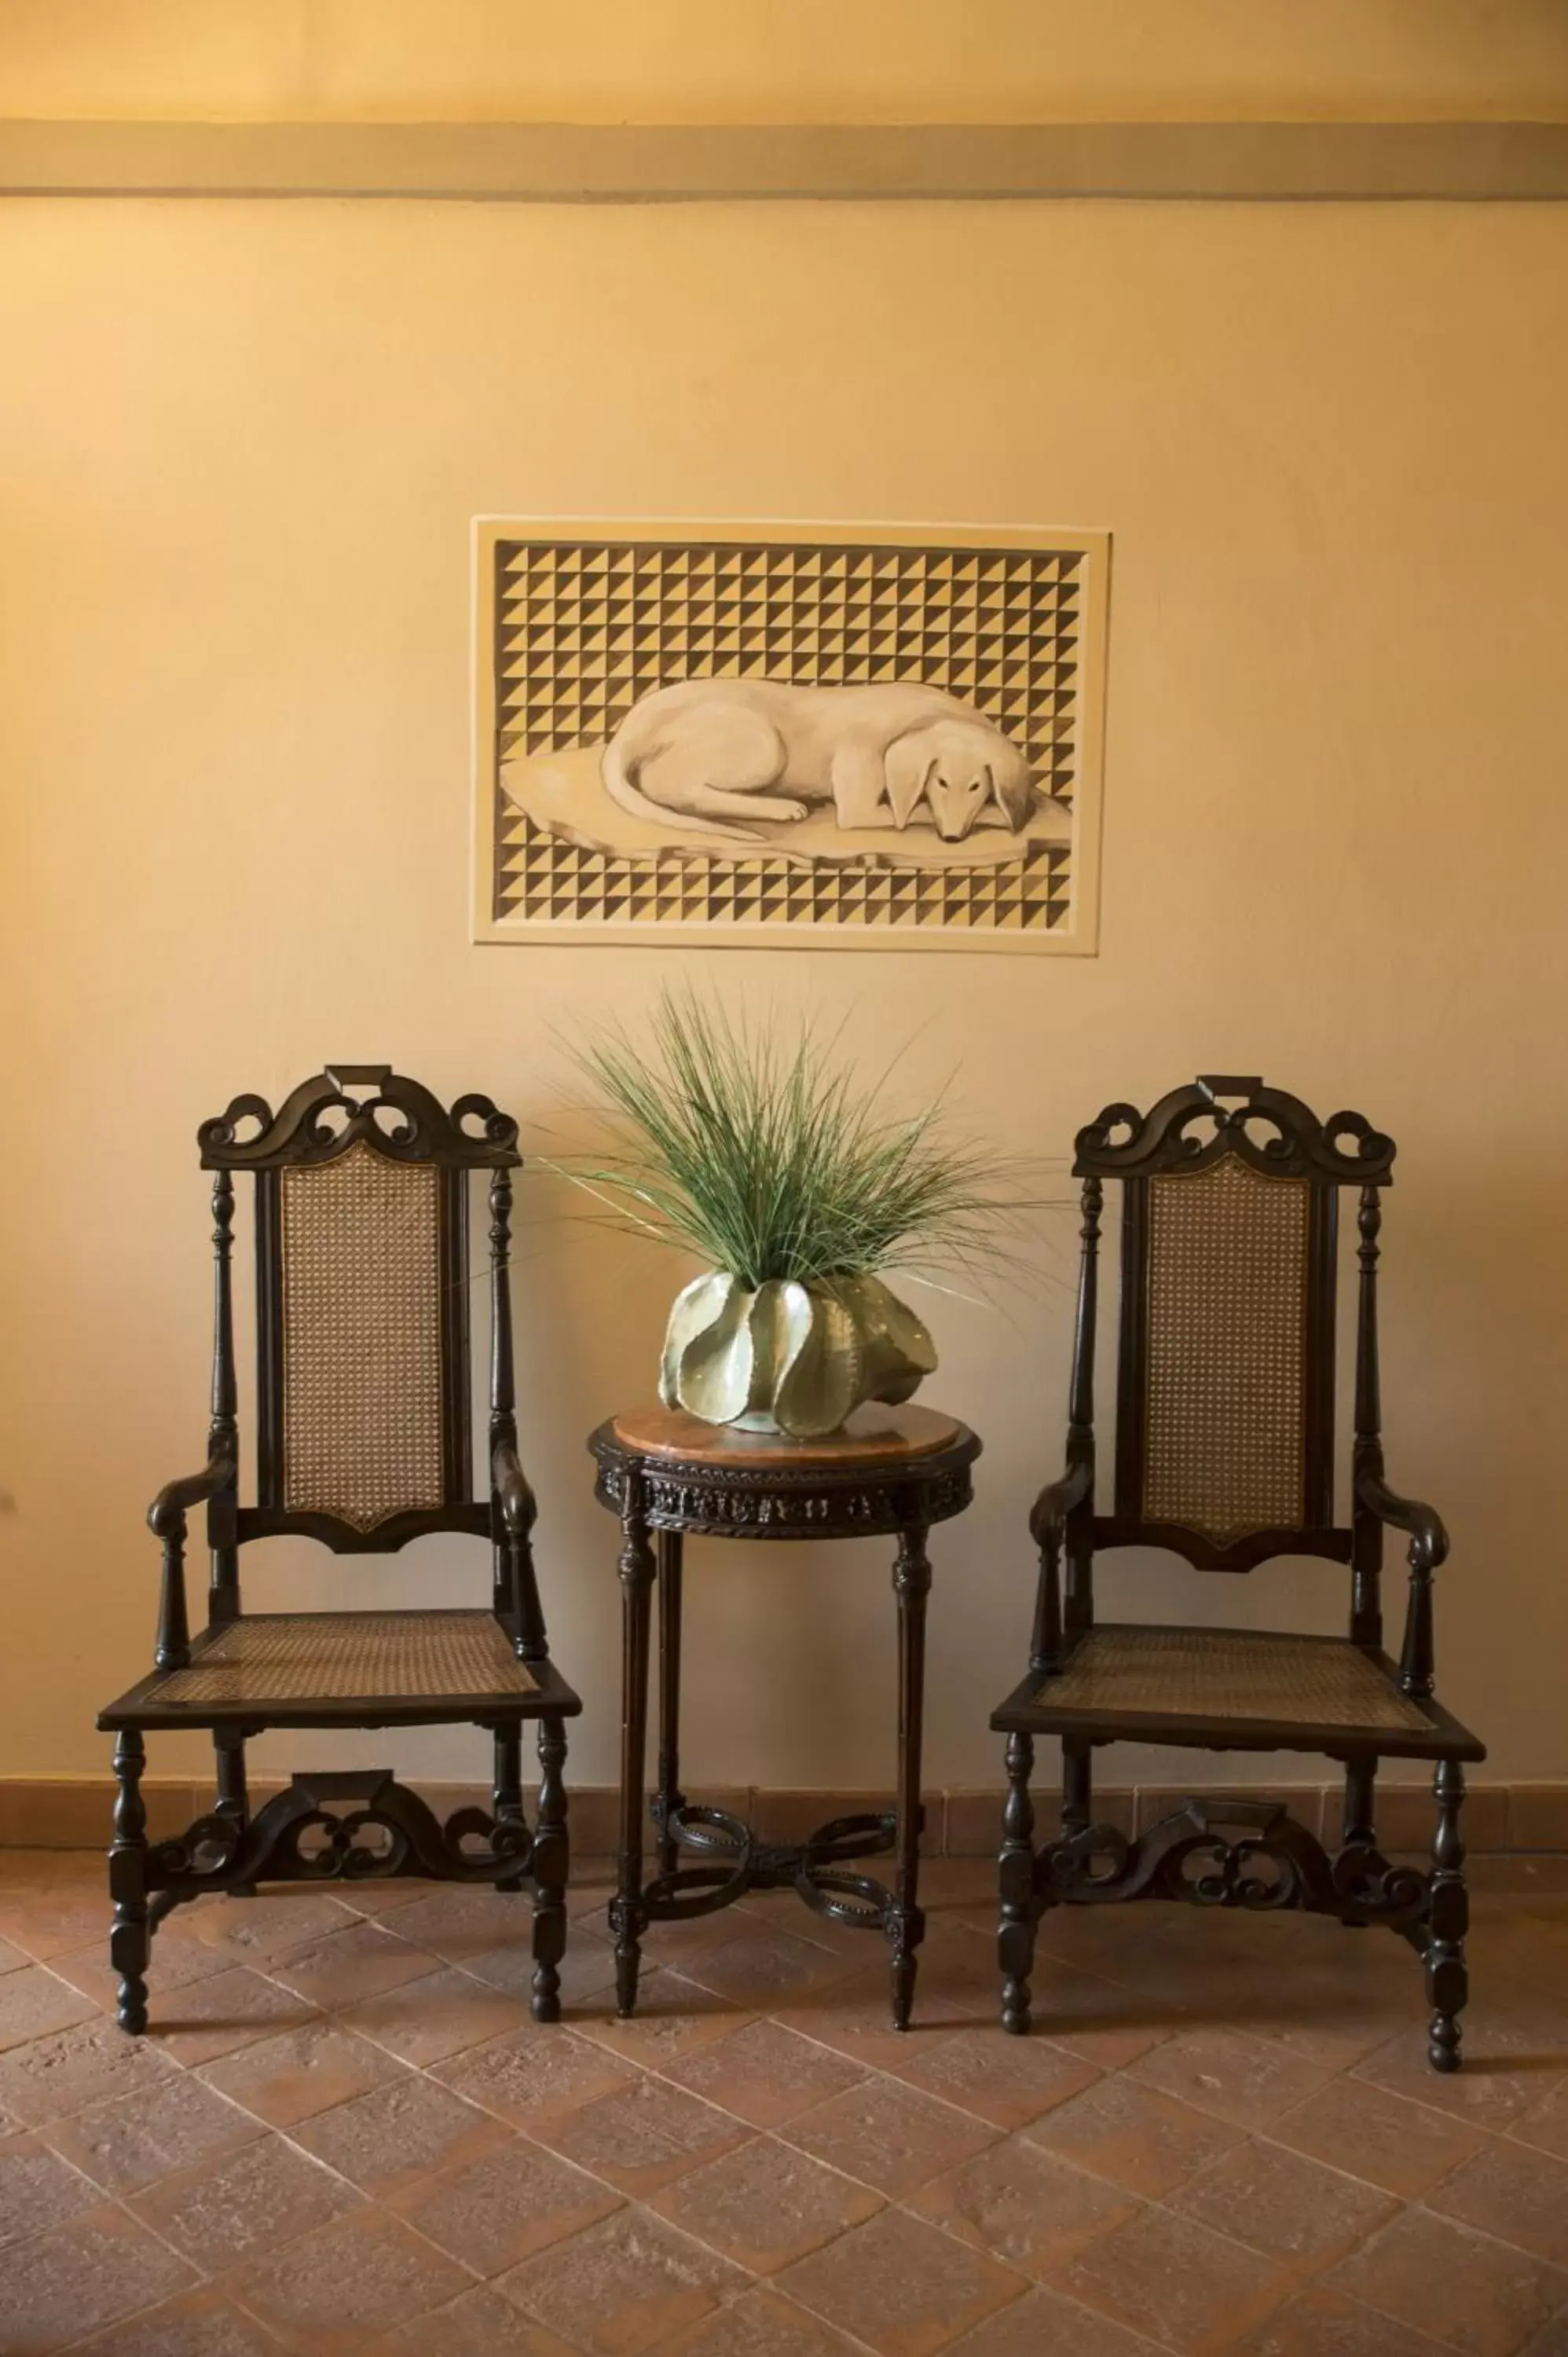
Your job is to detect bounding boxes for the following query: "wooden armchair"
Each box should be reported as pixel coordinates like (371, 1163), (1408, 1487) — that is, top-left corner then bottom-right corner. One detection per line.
(992, 1076), (1483, 2071)
(98, 1066), (580, 2033)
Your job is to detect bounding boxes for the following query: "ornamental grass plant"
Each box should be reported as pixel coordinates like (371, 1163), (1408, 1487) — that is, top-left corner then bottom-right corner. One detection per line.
(553, 986), (1038, 1299)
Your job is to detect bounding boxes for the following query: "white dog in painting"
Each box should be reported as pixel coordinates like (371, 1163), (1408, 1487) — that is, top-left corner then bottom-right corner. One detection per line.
(599, 679), (1035, 846)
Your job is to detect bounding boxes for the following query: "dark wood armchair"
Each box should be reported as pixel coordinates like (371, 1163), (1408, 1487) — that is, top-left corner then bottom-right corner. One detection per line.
(992, 1076), (1483, 2071)
(98, 1066), (581, 2034)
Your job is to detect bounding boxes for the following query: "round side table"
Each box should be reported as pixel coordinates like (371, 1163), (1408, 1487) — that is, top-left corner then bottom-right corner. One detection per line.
(588, 1401), (982, 2031)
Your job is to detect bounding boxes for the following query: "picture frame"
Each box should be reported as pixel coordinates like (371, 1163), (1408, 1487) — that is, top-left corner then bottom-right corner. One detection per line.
(472, 517), (1108, 954)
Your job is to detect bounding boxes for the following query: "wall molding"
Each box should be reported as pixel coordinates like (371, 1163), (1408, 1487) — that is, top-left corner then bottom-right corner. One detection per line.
(3, 120), (1567, 203)
(3, 1776), (1563, 1855)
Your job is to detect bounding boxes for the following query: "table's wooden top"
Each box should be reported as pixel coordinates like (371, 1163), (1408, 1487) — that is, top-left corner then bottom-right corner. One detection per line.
(606, 1402), (973, 1471)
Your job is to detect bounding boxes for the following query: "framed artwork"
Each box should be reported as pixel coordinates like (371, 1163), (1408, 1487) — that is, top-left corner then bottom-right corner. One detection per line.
(472, 519), (1108, 953)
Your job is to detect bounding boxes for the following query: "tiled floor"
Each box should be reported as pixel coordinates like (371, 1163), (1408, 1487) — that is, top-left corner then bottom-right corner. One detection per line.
(1, 1850), (1566, 2355)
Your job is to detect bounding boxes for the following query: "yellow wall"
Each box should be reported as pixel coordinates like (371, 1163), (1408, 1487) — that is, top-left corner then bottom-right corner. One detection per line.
(2, 192), (1566, 1797)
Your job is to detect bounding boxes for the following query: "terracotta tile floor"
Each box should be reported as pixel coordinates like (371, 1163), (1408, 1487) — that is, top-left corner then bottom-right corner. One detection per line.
(0, 1851), (1566, 2354)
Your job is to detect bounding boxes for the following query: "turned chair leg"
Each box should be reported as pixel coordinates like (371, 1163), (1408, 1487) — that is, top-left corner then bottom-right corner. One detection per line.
(998, 1732), (1039, 2036)
(214, 1726), (250, 1831)
(1341, 1755), (1377, 1926)
(214, 1727), (256, 1899)
(1063, 1736), (1093, 1839)
(531, 1715), (570, 2025)
(1343, 1758), (1376, 1850)
(109, 1731), (151, 2035)
(1426, 1758), (1469, 2073)
(493, 1724), (527, 1896)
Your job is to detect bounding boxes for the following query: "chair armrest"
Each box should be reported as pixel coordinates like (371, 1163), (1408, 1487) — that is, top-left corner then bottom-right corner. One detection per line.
(1029, 1459), (1092, 1548)
(492, 1439), (538, 1541)
(1028, 1458), (1091, 1674)
(1358, 1464), (1449, 1699)
(147, 1455), (235, 1539)
(1355, 1468), (1449, 1571)
(146, 1453), (233, 1672)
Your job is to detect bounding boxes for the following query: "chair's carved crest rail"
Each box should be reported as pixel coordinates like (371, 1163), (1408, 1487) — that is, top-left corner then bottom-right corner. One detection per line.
(199, 1067), (519, 1170)
(1075, 1076), (1396, 1186)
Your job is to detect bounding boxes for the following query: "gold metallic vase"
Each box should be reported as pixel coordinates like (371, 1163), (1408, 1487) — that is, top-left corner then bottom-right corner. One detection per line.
(658, 1270), (937, 1440)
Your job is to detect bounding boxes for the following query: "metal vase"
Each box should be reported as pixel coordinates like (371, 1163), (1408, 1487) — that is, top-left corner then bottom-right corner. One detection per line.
(658, 1270), (937, 1440)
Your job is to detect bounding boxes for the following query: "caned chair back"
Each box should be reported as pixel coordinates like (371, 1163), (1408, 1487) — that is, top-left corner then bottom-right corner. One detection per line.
(197, 1066), (520, 1555)
(275, 1144), (449, 1529)
(1072, 1076), (1396, 1574)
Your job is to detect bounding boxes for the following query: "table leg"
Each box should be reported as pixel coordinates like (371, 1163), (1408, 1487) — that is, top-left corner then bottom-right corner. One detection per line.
(888, 1521), (931, 2030)
(654, 1530), (687, 1878)
(609, 1475), (656, 2018)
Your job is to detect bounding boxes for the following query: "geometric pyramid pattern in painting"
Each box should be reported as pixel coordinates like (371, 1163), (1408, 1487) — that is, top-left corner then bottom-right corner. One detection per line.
(496, 805), (1073, 933)
(493, 534), (1085, 935)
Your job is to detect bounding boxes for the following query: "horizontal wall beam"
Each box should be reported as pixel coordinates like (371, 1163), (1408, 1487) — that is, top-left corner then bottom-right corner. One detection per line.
(3, 119), (1568, 201)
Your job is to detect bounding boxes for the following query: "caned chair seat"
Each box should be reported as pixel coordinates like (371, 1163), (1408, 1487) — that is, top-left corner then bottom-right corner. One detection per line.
(101, 1610), (578, 1730)
(993, 1624), (1482, 1760)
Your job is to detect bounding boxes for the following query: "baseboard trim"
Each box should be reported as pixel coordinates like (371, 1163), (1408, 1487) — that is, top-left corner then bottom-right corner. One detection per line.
(2, 1776), (1562, 1855)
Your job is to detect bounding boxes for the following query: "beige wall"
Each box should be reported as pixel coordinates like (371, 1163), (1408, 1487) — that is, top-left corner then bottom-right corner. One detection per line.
(4, 0), (1566, 126)
(2, 192), (1566, 1802)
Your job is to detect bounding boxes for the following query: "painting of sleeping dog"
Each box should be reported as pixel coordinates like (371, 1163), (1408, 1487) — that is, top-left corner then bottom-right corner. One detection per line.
(601, 679), (1034, 846)
(474, 519), (1107, 952)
